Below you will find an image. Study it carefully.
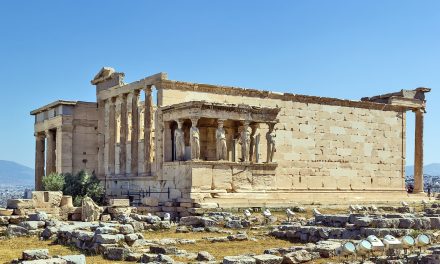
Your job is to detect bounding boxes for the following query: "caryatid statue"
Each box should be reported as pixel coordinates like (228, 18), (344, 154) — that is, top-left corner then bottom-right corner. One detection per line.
(249, 123), (259, 162)
(241, 122), (251, 162)
(266, 123), (276, 163)
(174, 120), (185, 161)
(190, 118), (200, 160)
(216, 119), (227, 160)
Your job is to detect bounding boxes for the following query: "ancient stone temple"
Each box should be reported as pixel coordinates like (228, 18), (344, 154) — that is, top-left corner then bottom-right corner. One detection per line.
(31, 67), (430, 207)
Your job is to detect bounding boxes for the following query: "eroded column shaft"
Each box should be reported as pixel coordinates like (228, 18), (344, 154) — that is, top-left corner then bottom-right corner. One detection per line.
(119, 94), (127, 175)
(144, 86), (153, 174)
(35, 133), (45, 191)
(131, 90), (140, 176)
(45, 130), (56, 175)
(414, 109), (424, 193)
(108, 98), (116, 175)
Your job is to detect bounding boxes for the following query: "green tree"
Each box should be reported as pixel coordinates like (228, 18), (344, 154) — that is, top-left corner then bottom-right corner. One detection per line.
(63, 170), (105, 206)
(42, 172), (65, 191)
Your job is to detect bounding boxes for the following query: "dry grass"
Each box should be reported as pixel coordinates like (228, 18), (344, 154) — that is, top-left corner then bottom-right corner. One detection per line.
(0, 236), (131, 264)
(176, 234), (294, 260)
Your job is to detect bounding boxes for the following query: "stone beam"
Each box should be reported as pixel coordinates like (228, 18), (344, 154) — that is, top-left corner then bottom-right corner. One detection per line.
(97, 73), (167, 101)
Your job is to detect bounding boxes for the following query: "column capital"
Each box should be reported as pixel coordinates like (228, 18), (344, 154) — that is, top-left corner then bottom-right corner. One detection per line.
(217, 119), (225, 125)
(132, 89), (140, 96)
(190, 117), (199, 126)
(45, 129), (53, 137)
(144, 85), (153, 93)
(34, 132), (45, 138)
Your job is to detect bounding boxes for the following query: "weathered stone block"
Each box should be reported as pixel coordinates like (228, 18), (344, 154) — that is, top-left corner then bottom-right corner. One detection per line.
(108, 199), (130, 207)
(7, 199), (33, 209)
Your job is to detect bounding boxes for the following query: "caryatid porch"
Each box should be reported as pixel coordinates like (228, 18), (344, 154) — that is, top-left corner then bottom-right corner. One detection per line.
(157, 101), (281, 196)
(159, 101), (280, 163)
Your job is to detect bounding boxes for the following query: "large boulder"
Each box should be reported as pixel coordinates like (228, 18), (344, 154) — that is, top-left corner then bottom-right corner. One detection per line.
(142, 197), (159, 207)
(179, 216), (216, 227)
(119, 224), (134, 234)
(253, 254), (283, 264)
(22, 249), (50, 260)
(108, 207), (133, 217)
(7, 225), (29, 236)
(29, 212), (49, 221)
(81, 197), (102, 222)
(104, 247), (129, 261)
(282, 250), (313, 263)
(94, 234), (124, 244)
(60, 254), (86, 264)
(223, 255), (256, 264)
(7, 199), (33, 209)
(19, 221), (45, 230)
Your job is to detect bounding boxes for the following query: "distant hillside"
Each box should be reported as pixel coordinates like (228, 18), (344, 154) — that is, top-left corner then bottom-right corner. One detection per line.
(0, 160), (34, 186)
(406, 163), (440, 176)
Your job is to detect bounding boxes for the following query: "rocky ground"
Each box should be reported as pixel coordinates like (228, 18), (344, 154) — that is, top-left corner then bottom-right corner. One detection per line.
(0, 202), (440, 263)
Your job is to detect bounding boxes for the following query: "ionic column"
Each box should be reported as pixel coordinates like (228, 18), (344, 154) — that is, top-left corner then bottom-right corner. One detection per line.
(144, 86), (153, 174)
(108, 97), (116, 175)
(45, 129), (56, 175)
(131, 90), (140, 176)
(119, 94), (128, 175)
(413, 109), (425, 193)
(35, 133), (45, 191)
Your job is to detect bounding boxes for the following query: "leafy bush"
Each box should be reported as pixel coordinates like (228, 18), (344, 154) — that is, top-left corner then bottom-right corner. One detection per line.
(42, 173), (65, 191)
(63, 170), (105, 206)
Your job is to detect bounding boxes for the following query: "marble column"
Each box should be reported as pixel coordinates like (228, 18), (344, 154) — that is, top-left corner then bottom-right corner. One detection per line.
(45, 129), (56, 175)
(35, 133), (45, 191)
(119, 94), (128, 175)
(144, 86), (153, 175)
(108, 97), (116, 175)
(413, 109), (425, 193)
(131, 90), (140, 176)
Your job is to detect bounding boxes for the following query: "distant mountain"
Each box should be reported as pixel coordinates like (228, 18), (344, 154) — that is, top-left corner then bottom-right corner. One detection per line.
(0, 160), (34, 186)
(406, 163), (440, 176)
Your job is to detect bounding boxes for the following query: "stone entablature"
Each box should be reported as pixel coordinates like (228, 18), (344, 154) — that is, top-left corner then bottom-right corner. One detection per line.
(161, 101), (280, 123)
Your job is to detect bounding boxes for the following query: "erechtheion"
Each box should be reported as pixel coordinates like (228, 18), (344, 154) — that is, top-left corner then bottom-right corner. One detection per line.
(30, 67), (431, 208)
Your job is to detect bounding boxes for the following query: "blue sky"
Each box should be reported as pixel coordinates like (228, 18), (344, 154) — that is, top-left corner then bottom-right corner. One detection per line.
(0, 1), (438, 168)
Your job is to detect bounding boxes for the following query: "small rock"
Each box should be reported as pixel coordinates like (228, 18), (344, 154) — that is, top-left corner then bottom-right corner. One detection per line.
(197, 251), (215, 261)
(119, 224), (134, 234)
(104, 247), (129, 261)
(29, 212), (49, 222)
(282, 250), (312, 263)
(176, 226), (189, 233)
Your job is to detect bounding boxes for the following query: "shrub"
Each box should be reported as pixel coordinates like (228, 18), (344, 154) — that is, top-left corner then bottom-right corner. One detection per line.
(63, 170), (105, 206)
(42, 173), (65, 191)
